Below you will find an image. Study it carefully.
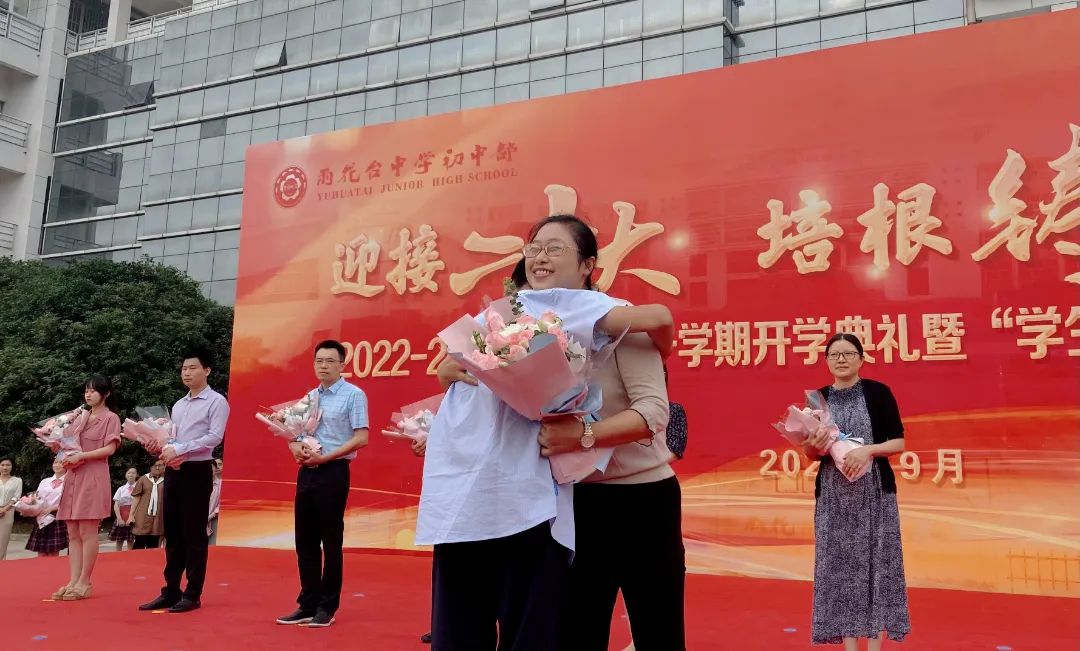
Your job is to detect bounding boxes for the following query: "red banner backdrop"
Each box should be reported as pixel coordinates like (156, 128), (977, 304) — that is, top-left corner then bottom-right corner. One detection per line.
(223, 11), (1080, 598)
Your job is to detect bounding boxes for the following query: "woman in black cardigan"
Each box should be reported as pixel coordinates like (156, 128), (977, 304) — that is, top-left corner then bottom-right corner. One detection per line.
(803, 333), (911, 649)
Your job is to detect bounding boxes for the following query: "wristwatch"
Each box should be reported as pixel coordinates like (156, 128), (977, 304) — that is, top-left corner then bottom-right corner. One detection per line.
(579, 418), (596, 450)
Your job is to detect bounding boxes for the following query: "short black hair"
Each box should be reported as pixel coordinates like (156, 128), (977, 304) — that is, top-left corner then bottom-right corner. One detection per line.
(825, 333), (865, 357)
(0, 456), (12, 468)
(181, 347), (214, 369)
(314, 339), (347, 362)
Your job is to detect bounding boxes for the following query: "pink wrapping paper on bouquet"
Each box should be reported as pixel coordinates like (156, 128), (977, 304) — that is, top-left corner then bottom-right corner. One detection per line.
(254, 393), (323, 453)
(123, 406), (189, 468)
(381, 393), (444, 443)
(772, 390), (869, 482)
(31, 408), (86, 461)
(11, 493), (55, 528)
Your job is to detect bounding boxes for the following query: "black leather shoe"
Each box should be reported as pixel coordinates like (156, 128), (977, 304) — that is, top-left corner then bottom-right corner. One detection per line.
(168, 597), (201, 613)
(420, 632), (432, 644)
(276, 608), (316, 625)
(138, 595), (178, 611)
(306, 610), (335, 628)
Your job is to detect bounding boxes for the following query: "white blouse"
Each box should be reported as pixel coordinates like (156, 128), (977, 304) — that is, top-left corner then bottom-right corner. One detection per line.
(35, 475), (65, 510)
(112, 482), (135, 506)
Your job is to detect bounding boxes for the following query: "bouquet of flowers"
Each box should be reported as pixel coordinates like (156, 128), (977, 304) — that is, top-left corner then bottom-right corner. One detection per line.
(255, 393), (322, 453)
(381, 393), (445, 443)
(31, 408), (86, 461)
(773, 390), (869, 482)
(11, 493), (55, 528)
(438, 288), (625, 483)
(122, 406), (182, 460)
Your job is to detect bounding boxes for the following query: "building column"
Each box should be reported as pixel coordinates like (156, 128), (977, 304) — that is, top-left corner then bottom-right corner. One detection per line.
(106, 0), (131, 44)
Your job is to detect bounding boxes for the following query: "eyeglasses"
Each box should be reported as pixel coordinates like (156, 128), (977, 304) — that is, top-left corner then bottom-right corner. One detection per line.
(826, 351), (861, 361)
(314, 358), (342, 366)
(522, 241), (577, 258)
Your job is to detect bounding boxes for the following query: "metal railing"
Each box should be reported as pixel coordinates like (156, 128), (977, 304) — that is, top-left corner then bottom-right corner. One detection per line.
(0, 113), (31, 148)
(0, 220), (15, 256)
(0, 6), (44, 52)
(66, 0), (250, 54)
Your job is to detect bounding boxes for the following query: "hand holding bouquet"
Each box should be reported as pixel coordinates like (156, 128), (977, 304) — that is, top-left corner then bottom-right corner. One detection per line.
(31, 408), (86, 461)
(255, 394), (323, 453)
(381, 393), (444, 445)
(772, 390), (869, 482)
(123, 406), (186, 465)
(12, 493), (56, 528)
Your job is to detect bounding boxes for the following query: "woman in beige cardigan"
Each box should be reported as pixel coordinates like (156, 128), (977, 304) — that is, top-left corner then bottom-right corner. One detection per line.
(439, 214), (684, 650)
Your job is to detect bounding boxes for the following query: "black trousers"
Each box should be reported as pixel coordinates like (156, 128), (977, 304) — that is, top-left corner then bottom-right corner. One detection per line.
(133, 535), (160, 549)
(432, 523), (569, 651)
(295, 460), (350, 615)
(162, 461), (213, 600)
(563, 476), (686, 651)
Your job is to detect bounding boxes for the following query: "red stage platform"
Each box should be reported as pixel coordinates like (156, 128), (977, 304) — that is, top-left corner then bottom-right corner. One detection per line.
(1, 547), (1077, 650)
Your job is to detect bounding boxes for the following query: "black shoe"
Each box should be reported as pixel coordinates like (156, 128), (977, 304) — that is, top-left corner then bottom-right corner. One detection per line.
(306, 610), (335, 628)
(138, 595), (178, 611)
(168, 597), (201, 613)
(276, 608), (316, 625)
(420, 632), (432, 644)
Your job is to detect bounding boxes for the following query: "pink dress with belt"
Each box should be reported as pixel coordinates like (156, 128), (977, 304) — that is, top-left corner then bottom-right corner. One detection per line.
(57, 408), (121, 521)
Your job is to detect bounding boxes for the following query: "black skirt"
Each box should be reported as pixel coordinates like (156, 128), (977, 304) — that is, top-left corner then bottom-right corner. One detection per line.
(26, 520), (68, 554)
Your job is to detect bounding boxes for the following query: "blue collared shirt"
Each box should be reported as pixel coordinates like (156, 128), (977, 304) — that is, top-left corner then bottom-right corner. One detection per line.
(171, 386), (229, 461)
(309, 377), (368, 460)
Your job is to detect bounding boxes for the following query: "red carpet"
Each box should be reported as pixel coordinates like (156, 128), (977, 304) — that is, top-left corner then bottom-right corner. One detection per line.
(1, 547), (1077, 650)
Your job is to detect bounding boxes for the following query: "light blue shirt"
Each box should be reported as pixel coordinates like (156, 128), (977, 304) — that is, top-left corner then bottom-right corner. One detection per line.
(416, 289), (620, 550)
(171, 386), (229, 461)
(309, 377), (368, 460)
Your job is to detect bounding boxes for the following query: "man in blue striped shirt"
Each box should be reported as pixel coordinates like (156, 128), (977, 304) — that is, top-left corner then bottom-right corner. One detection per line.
(276, 340), (369, 629)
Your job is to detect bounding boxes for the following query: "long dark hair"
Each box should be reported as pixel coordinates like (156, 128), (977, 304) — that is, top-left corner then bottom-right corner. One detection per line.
(526, 214), (600, 290)
(84, 375), (119, 411)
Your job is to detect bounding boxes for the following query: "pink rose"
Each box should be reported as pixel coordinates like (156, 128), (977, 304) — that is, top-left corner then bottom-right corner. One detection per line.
(484, 306), (506, 333)
(506, 344), (529, 362)
(547, 325), (570, 352)
(486, 331), (510, 350)
(466, 349), (502, 370)
(516, 314), (537, 327)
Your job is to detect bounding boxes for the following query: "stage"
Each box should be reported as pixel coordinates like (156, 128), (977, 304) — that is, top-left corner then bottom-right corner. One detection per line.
(0, 547), (1077, 650)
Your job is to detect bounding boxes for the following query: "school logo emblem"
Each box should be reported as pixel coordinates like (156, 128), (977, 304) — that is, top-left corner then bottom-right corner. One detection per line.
(273, 166), (307, 208)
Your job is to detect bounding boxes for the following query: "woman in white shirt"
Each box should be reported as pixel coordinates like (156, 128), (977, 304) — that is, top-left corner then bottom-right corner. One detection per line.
(26, 458), (69, 557)
(109, 468), (138, 551)
(0, 456), (23, 560)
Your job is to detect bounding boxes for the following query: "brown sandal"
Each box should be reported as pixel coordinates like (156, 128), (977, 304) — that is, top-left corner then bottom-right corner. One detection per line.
(62, 584), (92, 601)
(49, 586), (71, 600)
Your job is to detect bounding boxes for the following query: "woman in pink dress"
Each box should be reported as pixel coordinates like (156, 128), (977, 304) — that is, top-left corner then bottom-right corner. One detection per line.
(53, 375), (121, 601)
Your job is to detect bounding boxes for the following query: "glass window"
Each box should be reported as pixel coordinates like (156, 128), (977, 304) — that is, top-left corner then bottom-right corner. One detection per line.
(164, 235), (189, 257)
(777, 20), (820, 48)
(497, 0), (528, 22)
(335, 111), (366, 130)
(260, 13), (288, 45)
(185, 31), (211, 62)
(231, 48), (257, 76)
(176, 124), (201, 143)
(367, 87), (397, 109)
(821, 12), (865, 40)
(605, 1), (643, 41)
(462, 31), (496, 67)
(368, 51), (398, 84)
(286, 7), (316, 39)
(460, 89), (495, 109)
(398, 81), (427, 104)
(150, 144), (175, 175)
(735, 28), (777, 56)
(530, 77), (564, 99)
(277, 122), (307, 140)
(372, 0), (401, 19)
(250, 126), (279, 145)
(567, 49), (603, 74)
(181, 60), (208, 87)
(218, 195), (243, 226)
(605, 42), (642, 68)
(684, 47), (723, 72)
(568, 8), (603, 48)
(309, 62), (339, 95)
(530, 56), (565, 81)
(177, 91), (203, 121)
(280, 104), (307, 124)
(206, 54), (233, 83)
(867, 4), (914, 32)
(399, 44), (430, 79)
(198, 136), (225, 168)
(340, 23), (372, 56)
(254, 42), (287, 70)
(200, 118), (227, 139)
(776, 0), (820, 21)
(120, 158), (144, 188)
(219, 161), (245, 190)
(396, 101), (427, 120)
(464, 0), (496, 29)
(914, 0), (963, 23)
(316, 0), (344, 31)
(461, 69), (494, 92)
(253, 109), (280, 129)
(684, 0), (727, 26)
(343, 0), (373, 26)
(173, 140), (199, 171)
(432, 2), (464, 36)
(167, 202), (194, 232)
(401, 9), (432, 41)
(496, 24), (530, 61)
(202, 86), (230, 116)
(338, 59), (369, 91)
(225, 80), (254, 112)
(254, 74), (284, 105)
(603, 62), (642, 87)
(644, 33), (682, 60)
(113, 217), (138, 245)
(223, 132), (251, 163)
(307, 98), (336, 120)
(155, 96), (180, 127)
(313, 29), (341, 60)
(644, 55), (682, 79)
(172, 168), (197, 197)
(430, 37), (462, 74)
(429, 94), (461, 115)
(532, 16), (567, 55)
(209, 26), (235, 57)
(61, 46), (155, 120)
(234, 21), (260, 50)
(227, 114), (253, 134)
(495, 63), (528, 87)
(281, 68), (311, 101)
(643, 0), (681, 32)
(210, 280), (237, 305)
(187, 252), (215, 281)
(494, 83), (528, 105)
(370, 16), (402, 48)
(307, 116), (336, 135)
(822, 0), (864, 12)
(287, 36), (313, 65)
